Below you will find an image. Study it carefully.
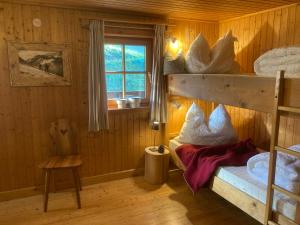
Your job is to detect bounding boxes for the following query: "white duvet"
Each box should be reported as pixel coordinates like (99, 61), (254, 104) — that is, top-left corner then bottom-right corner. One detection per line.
(254, 47), (300, 77)
(247, 145), (300, 194)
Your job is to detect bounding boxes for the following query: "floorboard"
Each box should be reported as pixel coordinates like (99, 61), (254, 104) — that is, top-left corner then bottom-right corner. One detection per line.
(0, 172), (261, 225)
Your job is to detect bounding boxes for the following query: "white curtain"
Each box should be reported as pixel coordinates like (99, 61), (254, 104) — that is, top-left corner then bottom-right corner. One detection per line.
(88, 20), (109, 131)
(150, 25), (167, 124)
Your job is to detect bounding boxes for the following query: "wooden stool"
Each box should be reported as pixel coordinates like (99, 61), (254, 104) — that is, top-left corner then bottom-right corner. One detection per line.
(144, 146), (170, 185)
(39, 119), (82, 212)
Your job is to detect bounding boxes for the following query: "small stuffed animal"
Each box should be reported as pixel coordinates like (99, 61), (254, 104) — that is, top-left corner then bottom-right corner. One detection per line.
(158, 145), (164, 154)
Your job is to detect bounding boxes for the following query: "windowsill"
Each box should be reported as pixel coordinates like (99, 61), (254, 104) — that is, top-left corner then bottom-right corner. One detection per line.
(108, 105), (149, 112)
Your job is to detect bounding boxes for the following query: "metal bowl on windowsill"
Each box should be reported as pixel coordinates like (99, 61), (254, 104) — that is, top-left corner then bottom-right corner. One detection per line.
(116, 98), (128, 109)
(128, 97), (142, 108)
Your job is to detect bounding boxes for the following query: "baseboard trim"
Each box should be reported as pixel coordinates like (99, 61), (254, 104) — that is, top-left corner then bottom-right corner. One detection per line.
(0, 168), (181, 202)
(0, 186), (39, 202)
(82, 168), (144, 186)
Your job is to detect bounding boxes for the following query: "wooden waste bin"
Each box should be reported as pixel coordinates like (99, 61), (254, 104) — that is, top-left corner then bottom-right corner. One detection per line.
(144, 146), (170, 185)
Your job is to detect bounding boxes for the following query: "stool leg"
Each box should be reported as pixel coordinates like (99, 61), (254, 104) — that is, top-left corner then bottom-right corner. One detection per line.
(78, 174), (82, 191)
(52, 170), (56, 193)
(72, 168), (81, 209)
(44, 170), (51, 212)
(74, 168), (82, 191)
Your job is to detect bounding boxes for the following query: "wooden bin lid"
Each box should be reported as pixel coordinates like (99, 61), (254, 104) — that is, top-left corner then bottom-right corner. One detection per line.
(145, 146), (170, 156)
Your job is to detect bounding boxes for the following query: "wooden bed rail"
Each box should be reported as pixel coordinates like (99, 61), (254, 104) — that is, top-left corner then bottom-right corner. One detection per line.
(167, 73), (300, 113)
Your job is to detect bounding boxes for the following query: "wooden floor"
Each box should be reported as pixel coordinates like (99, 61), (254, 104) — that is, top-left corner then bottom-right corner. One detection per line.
(0, 172), (261, 225)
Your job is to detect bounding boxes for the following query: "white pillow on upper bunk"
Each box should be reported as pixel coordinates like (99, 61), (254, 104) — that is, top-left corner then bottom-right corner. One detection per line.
(208, 30), (240, 74)
(185, 34), (211, 73)
(164, 51), (186, 75)
(178, 103), (237, 145)
(185, 31), (240, 74)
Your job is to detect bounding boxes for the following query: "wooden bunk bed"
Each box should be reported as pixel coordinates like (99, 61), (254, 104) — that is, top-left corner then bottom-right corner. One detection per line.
(167, 71), (300, 225)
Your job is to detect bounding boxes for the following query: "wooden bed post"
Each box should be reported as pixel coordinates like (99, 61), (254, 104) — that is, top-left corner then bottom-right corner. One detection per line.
(264, 71), (284, 225)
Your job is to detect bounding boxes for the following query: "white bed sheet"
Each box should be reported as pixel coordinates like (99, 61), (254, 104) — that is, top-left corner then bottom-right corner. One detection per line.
(168, 138), (298, 221)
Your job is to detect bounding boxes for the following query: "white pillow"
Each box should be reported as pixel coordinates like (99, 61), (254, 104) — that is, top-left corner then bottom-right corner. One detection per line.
(178, 103), (237, 145)
(164, 51), (185, 75)
(208, 104), (237, 143)
(177, 103), (210, 145)
(185, 30), (240, 74)
(185, 34), (211, 73)
(208, 30), (239, 73)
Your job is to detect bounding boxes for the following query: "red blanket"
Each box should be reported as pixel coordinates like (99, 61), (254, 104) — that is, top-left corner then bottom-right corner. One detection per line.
(176, 139), (258, 192)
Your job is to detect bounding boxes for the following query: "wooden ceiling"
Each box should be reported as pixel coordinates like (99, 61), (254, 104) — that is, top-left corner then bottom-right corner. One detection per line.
(11, 0), (300, 21)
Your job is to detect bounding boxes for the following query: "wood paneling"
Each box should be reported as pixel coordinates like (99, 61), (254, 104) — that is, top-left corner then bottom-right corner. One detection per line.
(2, 0), (298, 196)
(165, 19), (218, 141)
(219, 4), (300, 149)
(8, 0), (300, 22)
(0, 2), (163, 193)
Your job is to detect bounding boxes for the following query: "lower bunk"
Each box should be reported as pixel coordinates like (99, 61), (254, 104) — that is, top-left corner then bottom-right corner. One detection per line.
(169, 138), (300, 225)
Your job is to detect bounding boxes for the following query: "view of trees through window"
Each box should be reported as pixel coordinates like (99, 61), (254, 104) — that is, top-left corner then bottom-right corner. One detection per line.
(104, 44), (146, 99)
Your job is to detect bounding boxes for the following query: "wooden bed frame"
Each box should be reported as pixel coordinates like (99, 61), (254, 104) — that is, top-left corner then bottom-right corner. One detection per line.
(169, 146), (299, 225)
(167, 72), (300, 225)
(168, 73), (300, 113)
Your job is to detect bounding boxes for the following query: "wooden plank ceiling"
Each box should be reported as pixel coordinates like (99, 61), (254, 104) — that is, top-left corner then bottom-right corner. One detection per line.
(12, 0), (300, 21)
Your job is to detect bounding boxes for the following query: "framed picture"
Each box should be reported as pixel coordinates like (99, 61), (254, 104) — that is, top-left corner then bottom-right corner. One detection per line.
(7, 41), (72, 86)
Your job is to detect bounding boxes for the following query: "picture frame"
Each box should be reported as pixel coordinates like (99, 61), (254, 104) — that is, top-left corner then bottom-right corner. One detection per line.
(7, 41), (72, 87)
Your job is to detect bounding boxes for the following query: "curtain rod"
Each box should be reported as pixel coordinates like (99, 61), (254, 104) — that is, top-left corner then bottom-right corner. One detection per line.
(80, 20), (155, 30)
(80, 21), (176, 31)
(80, 17), (175, 28)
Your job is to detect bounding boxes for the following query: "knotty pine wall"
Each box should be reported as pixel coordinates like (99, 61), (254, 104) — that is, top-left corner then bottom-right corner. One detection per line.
(0, 2), (218, 193)
(0, 2), (154, 193)
(2, 1), (298, 195)
(219, 4), (300, 149)
(165, 19), (218, 140)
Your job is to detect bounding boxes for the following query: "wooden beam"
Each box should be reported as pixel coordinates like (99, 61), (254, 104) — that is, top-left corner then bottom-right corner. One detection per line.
(272, 184), (300, 202)
(275, 146), (300, 158)
(167, 74), (300, 113)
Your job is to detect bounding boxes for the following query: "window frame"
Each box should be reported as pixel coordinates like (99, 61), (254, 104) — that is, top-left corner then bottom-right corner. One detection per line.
(104, 37), (152, 109)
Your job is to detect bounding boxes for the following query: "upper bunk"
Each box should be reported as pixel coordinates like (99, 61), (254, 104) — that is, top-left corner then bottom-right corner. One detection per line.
(167, 73), (300, 113)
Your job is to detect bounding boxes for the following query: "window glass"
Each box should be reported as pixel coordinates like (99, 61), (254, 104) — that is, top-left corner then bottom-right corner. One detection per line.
(105, 73), (123, 99)
(104, 42), (148, 101)
(125, 45), (146, 72)
(104, 44), (123, 72)
(125, 73), (145, 98)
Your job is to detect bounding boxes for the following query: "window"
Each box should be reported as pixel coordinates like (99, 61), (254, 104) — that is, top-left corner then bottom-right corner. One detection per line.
(104, 38), (152, 107)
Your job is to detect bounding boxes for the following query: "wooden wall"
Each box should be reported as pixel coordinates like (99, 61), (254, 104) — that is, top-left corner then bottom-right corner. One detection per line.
(219, 4), (300, 148)
(0, 2), (160, 193)
(3, 1), (298, 195)
(165, 19), (218, 139)
(0, 2), (218, 193)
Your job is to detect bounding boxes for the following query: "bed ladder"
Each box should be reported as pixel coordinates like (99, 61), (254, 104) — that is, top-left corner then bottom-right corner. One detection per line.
(264, 70), (300, 225)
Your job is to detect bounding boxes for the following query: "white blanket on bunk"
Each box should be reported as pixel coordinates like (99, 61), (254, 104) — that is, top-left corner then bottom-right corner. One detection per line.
(247, 145), (300, 194)
(254, 47), (300, 77)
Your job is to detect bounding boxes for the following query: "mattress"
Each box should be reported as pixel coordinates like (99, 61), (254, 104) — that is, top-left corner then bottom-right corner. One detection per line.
(168, 138), (298, 221)
(169, 138), (186, 170)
